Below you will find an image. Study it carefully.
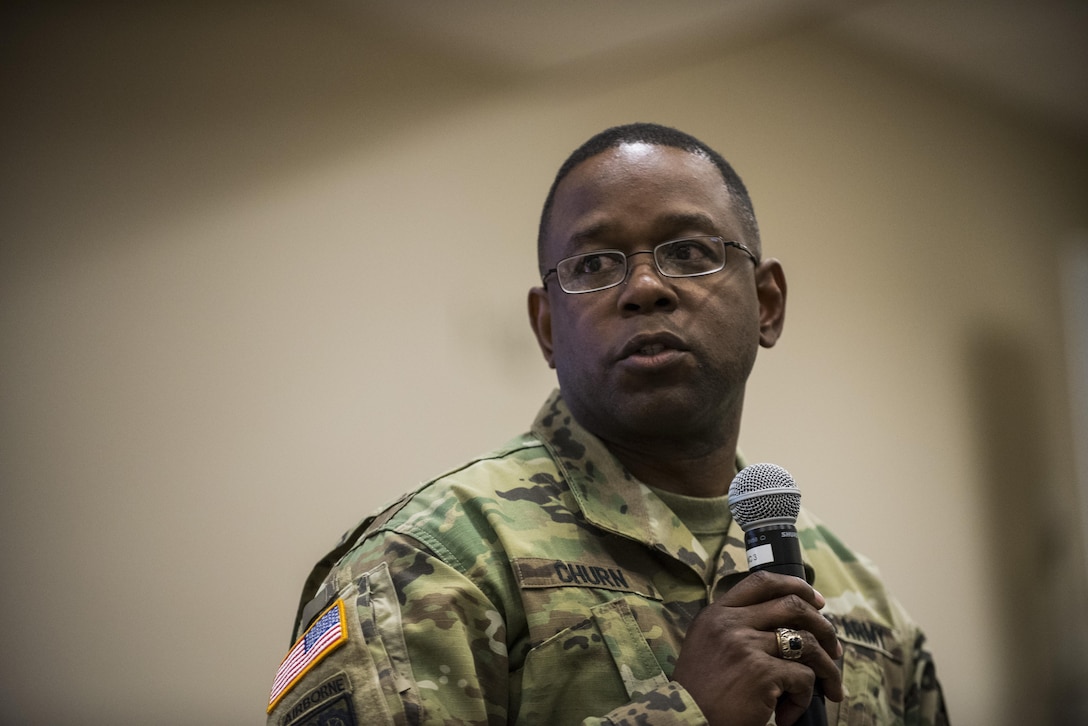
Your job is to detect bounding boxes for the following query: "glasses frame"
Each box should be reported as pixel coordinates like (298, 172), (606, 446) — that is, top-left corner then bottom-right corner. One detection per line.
(541, 236), (758, 294)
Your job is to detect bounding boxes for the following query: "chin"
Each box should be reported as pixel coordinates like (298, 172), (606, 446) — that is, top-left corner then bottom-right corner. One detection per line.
(612, 387), (720, 433)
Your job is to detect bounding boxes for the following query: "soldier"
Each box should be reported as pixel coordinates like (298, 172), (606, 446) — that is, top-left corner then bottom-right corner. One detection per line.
(266, 123), (948, 725)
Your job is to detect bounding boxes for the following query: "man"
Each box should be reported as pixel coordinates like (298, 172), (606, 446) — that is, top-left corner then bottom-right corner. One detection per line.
(266, 123), (948, 725)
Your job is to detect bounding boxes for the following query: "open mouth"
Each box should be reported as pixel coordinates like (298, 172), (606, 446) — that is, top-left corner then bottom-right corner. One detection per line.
(637, 343), (667, 356)
(618, 332), (689, 364)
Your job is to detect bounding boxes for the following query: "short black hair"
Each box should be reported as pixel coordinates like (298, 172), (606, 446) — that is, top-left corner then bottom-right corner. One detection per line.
(537, 123), (759, 273)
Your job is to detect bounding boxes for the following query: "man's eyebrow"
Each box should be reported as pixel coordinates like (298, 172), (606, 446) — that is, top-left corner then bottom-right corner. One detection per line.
(567, 221), (618, 245)
(561, 212), (723, 257)
(657, 211), (719, 233)
(560, 222), (620, 257)
(568, 213), (718, 243)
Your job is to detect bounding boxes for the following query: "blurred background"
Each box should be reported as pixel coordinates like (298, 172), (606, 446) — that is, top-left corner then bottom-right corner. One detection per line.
(2, 1), (1087, 724)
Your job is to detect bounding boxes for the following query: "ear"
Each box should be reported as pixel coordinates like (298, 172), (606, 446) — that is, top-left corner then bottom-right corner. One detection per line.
(528, 286), (556, 368)
(755, 258), (786, 348)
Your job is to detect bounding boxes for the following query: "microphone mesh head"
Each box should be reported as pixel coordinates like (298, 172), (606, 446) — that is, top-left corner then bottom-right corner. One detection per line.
(728, 463), (801, 530)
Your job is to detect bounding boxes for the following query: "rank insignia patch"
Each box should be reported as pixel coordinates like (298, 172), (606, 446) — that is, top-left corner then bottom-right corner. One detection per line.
(268, 599), (348, 712)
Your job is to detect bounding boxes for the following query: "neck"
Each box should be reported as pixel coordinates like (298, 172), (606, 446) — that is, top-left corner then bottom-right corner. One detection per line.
(603, 432), (740, 498)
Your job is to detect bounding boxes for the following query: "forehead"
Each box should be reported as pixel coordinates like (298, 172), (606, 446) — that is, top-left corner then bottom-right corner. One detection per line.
(545, 143), (741, 256)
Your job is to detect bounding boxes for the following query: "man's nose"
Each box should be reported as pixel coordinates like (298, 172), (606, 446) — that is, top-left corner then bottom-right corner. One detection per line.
(618, 251), (678, 312)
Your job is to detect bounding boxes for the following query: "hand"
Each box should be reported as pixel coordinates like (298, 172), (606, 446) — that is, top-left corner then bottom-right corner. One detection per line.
(670, 570), (844, 726)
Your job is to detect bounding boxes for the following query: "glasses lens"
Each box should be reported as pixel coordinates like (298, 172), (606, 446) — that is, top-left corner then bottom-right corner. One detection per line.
(557, 251), (627, 292)
(656, 237), (726, 277)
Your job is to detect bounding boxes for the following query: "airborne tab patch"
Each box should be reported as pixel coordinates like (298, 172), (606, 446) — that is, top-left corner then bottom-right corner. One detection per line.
(268, 600), (348, 713)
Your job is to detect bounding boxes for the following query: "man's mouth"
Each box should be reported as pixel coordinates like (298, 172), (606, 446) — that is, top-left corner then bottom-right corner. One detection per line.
(618, 332), (689, 363)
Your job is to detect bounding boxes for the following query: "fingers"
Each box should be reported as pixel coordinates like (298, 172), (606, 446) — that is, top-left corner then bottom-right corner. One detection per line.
(717, 571), (842, 664)
(770, 628), (844, 703)
(714, 571), (845, 702)
(675, 571), (846, 724)
(766, 589), (842, 665)
(721, 569), (824, 609)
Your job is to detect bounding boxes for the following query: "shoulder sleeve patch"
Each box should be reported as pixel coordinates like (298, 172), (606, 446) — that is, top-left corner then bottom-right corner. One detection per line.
(285, 692), (355, 726)
(269, 600), (349, 713)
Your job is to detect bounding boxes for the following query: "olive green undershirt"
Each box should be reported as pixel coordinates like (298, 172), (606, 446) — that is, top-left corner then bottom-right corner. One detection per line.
(648, 485), (733, 579)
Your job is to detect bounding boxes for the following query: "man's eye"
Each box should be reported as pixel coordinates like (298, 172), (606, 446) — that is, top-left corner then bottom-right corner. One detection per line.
(576, 254), (618, 275)
(667, 240), (708, 261)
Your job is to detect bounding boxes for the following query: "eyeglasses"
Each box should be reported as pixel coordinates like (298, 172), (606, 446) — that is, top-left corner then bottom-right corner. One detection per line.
(541, 236), (757, 294)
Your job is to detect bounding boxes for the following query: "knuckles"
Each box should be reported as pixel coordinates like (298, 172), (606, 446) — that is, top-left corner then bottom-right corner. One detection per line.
(743, 568), (778, 590)
(780, 593), (810, 617)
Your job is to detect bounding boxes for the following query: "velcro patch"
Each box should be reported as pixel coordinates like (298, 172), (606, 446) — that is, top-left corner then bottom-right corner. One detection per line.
(269, 600), (348, 712)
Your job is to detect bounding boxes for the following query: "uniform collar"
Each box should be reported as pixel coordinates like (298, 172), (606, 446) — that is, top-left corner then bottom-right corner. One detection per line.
(530, 390), (741, 576)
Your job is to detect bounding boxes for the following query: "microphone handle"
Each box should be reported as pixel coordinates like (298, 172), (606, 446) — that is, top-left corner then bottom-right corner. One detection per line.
(744, 525), (827, 726)
(793, 692), (828, 726)
(743, 524), (805, 579)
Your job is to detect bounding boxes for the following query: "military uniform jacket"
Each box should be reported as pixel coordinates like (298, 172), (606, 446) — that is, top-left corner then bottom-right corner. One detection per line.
(267, 391), (947, 725)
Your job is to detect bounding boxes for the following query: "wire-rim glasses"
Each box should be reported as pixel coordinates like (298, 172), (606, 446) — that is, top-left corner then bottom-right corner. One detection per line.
(541, 236), (757, 294)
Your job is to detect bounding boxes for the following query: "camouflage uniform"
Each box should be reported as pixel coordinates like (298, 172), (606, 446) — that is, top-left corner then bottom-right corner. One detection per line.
(267, 391), (947, 725)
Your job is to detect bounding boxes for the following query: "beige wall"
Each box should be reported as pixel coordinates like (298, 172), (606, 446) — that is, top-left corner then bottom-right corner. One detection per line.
(2, 6), (1086, 724)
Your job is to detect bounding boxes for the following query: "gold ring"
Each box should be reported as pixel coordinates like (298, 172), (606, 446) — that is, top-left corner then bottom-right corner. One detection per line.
(776, 627), (804, 660)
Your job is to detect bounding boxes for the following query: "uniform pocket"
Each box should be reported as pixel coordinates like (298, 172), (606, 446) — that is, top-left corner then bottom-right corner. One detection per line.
(514, 594), (670, 723)
(592, 596), (671, 698)
(832, 633), (906, 726)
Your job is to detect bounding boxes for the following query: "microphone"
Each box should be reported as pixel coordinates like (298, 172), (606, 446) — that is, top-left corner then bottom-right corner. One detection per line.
(728, 463), (827, 726)
(728, 463), (804, 578)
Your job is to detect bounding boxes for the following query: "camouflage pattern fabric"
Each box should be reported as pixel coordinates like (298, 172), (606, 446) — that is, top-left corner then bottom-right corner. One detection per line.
(267, 390), (948, 725)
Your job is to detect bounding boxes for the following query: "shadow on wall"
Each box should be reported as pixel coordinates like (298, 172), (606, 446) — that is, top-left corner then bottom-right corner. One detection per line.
(966, 323), (1088, 726)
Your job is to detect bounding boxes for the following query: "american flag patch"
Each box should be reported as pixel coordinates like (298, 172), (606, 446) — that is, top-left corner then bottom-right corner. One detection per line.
(267, 599), (348, 712)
